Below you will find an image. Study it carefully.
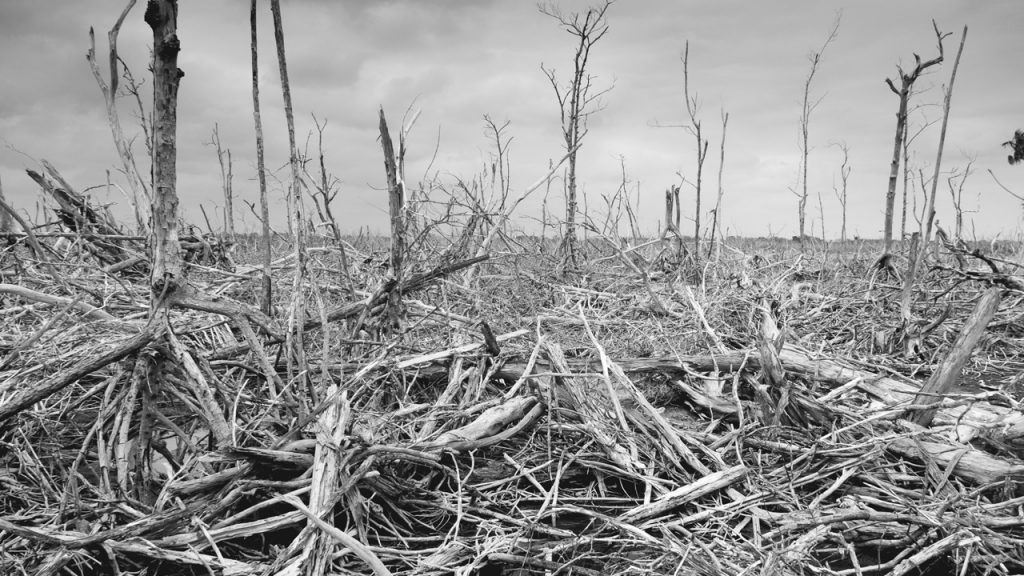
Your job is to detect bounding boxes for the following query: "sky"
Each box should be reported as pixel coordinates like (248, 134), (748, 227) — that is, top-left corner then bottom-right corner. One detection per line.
(0, 0), (1022, 240)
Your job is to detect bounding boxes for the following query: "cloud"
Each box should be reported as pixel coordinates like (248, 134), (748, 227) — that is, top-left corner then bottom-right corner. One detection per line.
(1, 0), (1022, 239)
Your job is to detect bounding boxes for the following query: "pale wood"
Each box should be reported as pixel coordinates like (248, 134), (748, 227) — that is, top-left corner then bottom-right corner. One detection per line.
(0, 284), (115, 321)
(144, 0), (184, 304)
(619, 464), (747, 523)
(910, 286), (999, 426)
(250, 0), (273, 316)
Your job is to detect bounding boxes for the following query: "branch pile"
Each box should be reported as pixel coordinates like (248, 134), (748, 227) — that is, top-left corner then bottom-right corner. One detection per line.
(1, 223), (1024, 575)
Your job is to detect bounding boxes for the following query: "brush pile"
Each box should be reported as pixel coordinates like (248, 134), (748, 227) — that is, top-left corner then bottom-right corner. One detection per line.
(1, 181), (1024, 575)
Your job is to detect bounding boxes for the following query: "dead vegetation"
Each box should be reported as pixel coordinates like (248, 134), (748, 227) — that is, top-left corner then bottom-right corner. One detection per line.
(1, 192), (1024, 575)
(2, 2), (1024, 575)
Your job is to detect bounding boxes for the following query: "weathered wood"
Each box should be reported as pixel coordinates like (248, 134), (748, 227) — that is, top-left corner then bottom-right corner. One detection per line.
(0, 329), (156, 426)
(0, 176), (11, 235)
(882, 22), (948, 254)
(249, 0), (272, 316)
(909, 287), (1001, 426)
(379, 108), (405, 332)
(619, 464), (747, 523)
(145, 0), (184, 303)
(378, 108), (404, 277)
(0, 284), (115, 321)
(87, 0), (151, 233)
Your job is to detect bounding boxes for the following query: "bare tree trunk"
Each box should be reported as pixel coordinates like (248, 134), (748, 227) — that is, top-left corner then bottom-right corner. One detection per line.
(833, 141), (850, 242)
(882, 22), (948, 256)
(885, 89), (910, 254)
(379, 109), (405, 331)
(0, 177), (11, 235)
(948, 160), (973, 240)
(144, 0), (183, 308)
(708, 111), (728, 259)
(681, 41), (709, 260)
(225, 149), (233, 238)
(250, 0), (272, 316)
(210, 124), (235, 239)
(270, 0), (308, 388)
(920, 26), (967, 249)
(901, 26), (966, 363)
(310, 116), (354, 296)
(87, 0), (151, 234)
(540, 1), (613, 273)
(797, 15), (840, 250)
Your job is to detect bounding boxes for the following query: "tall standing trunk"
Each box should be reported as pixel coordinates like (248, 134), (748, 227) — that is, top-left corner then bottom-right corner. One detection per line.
(708, 111), (728, 259)
(795, 16), (839, 250)
(378, 109), (405, 332)
(921, 27), (967, 251)
(144, 0), (183, 309)
(0, 177), (11, 235)
(565, 139), (578, 268)
(899, 119), (910, 241)
(87, 0), (152, 235)
(270, 0), (308, 390)
(883, 89), (910, 255)
(250, 0), (272, 316)
(882, 22), (947, 256)
(539, 1), (612, 273)
(211, 124), (235, 240)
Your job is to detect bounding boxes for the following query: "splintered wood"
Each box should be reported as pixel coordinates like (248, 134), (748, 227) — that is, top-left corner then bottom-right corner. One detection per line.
(2, 214), (1024, 575)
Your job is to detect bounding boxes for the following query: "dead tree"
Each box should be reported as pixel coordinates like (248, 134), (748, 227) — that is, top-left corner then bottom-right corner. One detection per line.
(796, 14), (840, 248)
(708, 110), (728, 258)
(832, 141), (851, 242)
(306, 115), (354, 295)
(87, 0), (151, 234)
(0, 177), (11, 235)
(379, 108), (405, 332)
(948, 159), (974, 239)
(145, 0), (183, 308)
(250, 0), (272, 315)
(270, 0), (309, 389)
(681, 41), (709, 258)
(208, 124), (235, 240)
(900, 114), (937, 240)
(882, 21), (949, 257)
(900, 25), (967, 364)
(540, 0), (613, 271)
(920, 26), (967, 252)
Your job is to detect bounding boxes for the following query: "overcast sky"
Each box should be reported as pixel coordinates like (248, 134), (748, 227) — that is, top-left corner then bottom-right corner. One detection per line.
(1, 1), (1021, 240)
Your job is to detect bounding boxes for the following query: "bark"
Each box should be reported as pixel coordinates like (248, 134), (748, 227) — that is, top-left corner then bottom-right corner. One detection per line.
(270, 0), (309, 390)
(250, 0), (272, 316)
(378, 108), (404, 330)
(882, 22), (947, 255)
(921, 26), (967, 249)
(0, 176), (11, 235)
(834, 142), (850, 242)
(709, 111), (728, 258)
(899, 119), (910, 240)
(378, 109), (404, 277)
(144, 0), (183, 306)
